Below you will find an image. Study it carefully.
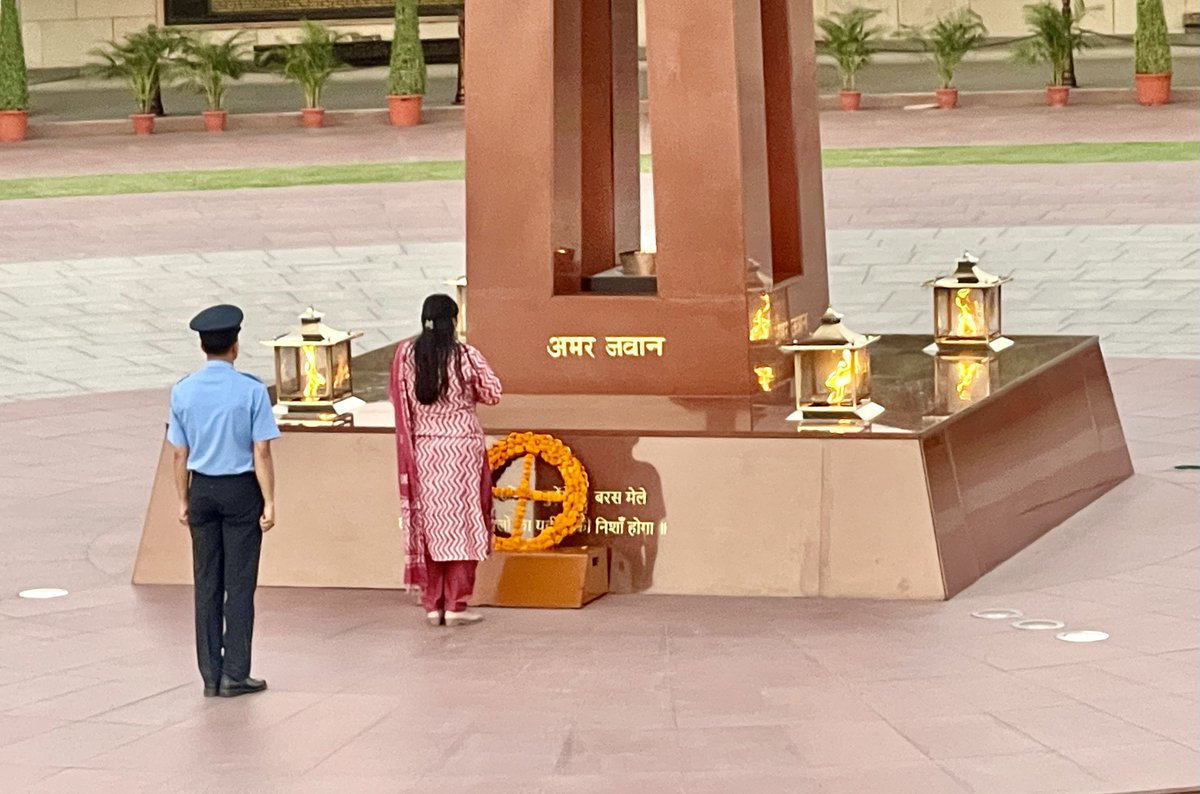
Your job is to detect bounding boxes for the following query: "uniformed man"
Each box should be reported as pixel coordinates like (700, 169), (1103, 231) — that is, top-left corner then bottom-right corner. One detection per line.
(168, 304), (280, 698)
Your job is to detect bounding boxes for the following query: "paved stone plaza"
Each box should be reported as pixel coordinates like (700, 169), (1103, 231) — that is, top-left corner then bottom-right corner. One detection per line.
(0, 361), (1196, 792)
(3, 219), (1199, 401)
(2, 105), (1198, 401)
(0, 104), (1197, 791)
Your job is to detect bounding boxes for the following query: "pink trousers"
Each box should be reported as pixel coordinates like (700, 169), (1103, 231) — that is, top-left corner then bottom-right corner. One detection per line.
(420, 554), (478, 613)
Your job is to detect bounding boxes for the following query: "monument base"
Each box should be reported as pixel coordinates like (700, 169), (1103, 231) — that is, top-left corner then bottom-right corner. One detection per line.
(132, 335), (1132, 600)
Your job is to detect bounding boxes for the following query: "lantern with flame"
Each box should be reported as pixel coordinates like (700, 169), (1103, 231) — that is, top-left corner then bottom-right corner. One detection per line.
(263, 307), (364, 424)
(749, 294), (772, 343)
(781, 308), (883, 422)
(924, 252), (1012, 354)
(748, 293), (777, 393)
(931, 353), (996, 416)
(445, 276), (467, 340)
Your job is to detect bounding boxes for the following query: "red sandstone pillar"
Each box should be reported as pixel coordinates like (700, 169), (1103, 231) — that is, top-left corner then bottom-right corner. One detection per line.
(466, 0), (828, 396)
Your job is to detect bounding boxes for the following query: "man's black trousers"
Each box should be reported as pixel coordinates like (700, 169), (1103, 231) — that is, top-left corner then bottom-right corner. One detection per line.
(188, 472), (263, 686)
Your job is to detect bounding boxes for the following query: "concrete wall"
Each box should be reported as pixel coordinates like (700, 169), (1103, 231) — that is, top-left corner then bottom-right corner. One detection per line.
(15, 0), (457, 68)
(14, 0), (1200, 69)
(810, 0), (1198, 38)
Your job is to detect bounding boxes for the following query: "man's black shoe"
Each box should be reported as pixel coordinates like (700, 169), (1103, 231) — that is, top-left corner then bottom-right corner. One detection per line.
(218, 675), (267, 698)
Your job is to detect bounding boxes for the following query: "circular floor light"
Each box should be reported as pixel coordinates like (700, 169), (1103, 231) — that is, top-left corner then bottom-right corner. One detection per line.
(18, 588), (69, 599)
(971, 608), (1024, 620)
(1011, 618), (1065, 631)
(1056, 630), (1109, 643)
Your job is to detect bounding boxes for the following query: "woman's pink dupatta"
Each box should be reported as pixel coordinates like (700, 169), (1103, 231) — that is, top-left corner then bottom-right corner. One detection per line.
(388, 341), (426, 590)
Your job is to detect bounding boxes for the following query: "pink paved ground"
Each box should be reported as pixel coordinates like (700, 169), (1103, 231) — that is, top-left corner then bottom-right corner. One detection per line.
(0, 359), (1195, 792)
(1, 160), (1195, 263)
(1, 104), (1195, 264)
(1, 104), (1196, 179)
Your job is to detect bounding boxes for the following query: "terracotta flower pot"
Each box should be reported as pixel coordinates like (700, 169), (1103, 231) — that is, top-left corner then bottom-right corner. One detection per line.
(1045, 85), (1070, 108)
(1134, 73), (1171, 107)
(202, 109), (227, 132)
(387, 94), (423, 127)
(935, 88), (958, 110)
(839, 90), (862, 112)
(0, 109), (27, 143)
(130, 113), (155, 135)
(301, 107), (325, 129)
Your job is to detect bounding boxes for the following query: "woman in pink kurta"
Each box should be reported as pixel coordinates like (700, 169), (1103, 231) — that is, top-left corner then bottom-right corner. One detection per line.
(388, 294), (502, 627)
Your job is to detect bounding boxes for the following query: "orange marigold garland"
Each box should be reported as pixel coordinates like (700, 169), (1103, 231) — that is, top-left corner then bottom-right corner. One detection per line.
(487, 432), (589, 552)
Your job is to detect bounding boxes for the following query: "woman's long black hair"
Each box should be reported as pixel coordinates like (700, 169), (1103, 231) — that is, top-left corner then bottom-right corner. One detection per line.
(413, 293), (463, 405)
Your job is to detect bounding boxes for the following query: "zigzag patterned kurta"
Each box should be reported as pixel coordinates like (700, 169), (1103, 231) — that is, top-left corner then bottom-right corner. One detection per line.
(396, 342), (502, 563)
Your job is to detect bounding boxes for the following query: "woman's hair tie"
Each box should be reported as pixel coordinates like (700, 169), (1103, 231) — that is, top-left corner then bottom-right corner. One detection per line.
(423, 319), (434, 330)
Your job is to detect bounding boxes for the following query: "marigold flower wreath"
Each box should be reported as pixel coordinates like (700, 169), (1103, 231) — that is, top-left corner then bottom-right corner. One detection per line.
(487, 432), (590, 552)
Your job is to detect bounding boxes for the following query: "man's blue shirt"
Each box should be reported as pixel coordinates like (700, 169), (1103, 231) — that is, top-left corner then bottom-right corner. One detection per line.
(167, 361), (281, 476)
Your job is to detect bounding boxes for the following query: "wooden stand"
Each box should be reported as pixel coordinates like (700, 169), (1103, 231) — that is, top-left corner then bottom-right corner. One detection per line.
(470, 547), (608, 609)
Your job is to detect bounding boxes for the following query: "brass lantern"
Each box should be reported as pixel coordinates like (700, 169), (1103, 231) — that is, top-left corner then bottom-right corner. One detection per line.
(444, 276), (467, 340)
(931, 352), (996, 416)
(747, 290), (792, 394)
(923, 252), (1012, 354)
(262, 307), (364, 425)
(781, 308), (883, 422)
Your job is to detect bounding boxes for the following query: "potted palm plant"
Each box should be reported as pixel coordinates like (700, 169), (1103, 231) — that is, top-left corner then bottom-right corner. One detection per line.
(88, 26), (187, 134)
(0, 0), (28, 143)
(387, 0), (426, 126)
(175, 32), (249, 132)
(902, 9), (988, 110)
(1134, 0), (1171, 105)
(263, 20), (342, 129)
(817, 7), (883, 111)
(1014, 0), (1094, 107)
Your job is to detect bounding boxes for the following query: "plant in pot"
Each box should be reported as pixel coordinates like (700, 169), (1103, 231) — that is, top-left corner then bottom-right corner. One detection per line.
(387, 0), (426, 126)
(88, 26), (187, 135)
(175, 32), (250, 132)
(262, 20), (343, 129)
(0, 0), (28, 144)
(817, 7), (883, 111)
(1013, 0), (1095, 107)
(1134, 0), (1171, 105)
(901, 8), (988, 110)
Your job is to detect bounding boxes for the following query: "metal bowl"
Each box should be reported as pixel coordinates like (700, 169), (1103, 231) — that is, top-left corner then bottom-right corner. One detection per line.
(619, 250), (657, 277)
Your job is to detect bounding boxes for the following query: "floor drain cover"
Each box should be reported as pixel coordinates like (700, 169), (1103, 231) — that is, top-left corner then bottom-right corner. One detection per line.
(1012, 618), (1066, 631)
(1056, 630), (1109, 643)
(18, 588), (69, 599)
(971, 608), (1024, 620)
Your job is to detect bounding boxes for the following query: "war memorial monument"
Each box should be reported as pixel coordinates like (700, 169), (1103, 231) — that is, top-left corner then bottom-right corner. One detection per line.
(134, 0), (1133, 603)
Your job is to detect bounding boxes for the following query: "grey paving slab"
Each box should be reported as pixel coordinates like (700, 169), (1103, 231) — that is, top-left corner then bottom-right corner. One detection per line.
(3, 223), (1197, 402)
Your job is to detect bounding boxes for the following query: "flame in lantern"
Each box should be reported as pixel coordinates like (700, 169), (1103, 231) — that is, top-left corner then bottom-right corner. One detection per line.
(301, 344), (327, 401)
(333, 359), (351, 391)
(824, 350), (854, 405)
(955, 360), (982, 402)
(954, 288), (982, 337)
(750, 295), (771, 342)
(753, 365), (775, 392)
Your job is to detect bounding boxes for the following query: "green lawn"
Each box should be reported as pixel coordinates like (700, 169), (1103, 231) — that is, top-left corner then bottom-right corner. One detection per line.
(822, 141), (1198, 168)
(0, 141), (1193, 201)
